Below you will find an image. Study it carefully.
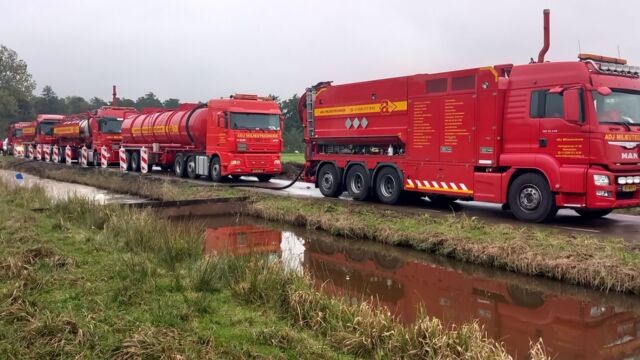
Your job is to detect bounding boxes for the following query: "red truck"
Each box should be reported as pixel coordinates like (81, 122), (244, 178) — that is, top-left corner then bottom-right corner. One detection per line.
(6, 122), (34, 156)
(120, 94), (283, 182)
(21, 114), (64, 160)
(53, 106), (137, 165)
(298, 10), (640, 222)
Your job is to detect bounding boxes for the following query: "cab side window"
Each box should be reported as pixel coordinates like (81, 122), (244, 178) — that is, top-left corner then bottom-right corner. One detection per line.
(530, 90), (564, 118)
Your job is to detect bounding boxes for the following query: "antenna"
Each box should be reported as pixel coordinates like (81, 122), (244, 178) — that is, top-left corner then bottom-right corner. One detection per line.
(617, 45), (621, 58)
(112, 85), (117, 107)
(578, 40), (581, 54)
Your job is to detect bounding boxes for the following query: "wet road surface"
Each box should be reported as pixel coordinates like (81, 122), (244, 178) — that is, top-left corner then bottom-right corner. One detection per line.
(200, 215), (640, 360)
(0, 169), (145, 204)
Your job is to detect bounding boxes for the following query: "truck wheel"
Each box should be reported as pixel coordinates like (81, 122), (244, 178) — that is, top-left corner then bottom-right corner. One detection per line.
(210, 157), (222, 182)
(174, 153), (187, 178)
(124, 151), (131, 171)
(130, 151), (140, 173)
(375, 167), (402, 204)
(317, 164), (342, 198)
(508, 173), (557, 223)
(346, 165), (371, 201)
(92, 151), (100, 167)
(574, 209), (612, 219)
(186, 156), (197, 179)
(257, 175), (272, 182)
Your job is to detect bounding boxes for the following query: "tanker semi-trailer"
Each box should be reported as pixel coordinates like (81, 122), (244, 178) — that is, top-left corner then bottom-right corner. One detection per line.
(298, 9), (640, 222)
(53, 106), (138, 165)
(120, 94), (283, 182)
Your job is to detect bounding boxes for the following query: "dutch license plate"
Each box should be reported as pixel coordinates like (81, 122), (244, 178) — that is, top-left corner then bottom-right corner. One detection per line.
(623, 184), (637, 192)
(253, 169), (264, 173)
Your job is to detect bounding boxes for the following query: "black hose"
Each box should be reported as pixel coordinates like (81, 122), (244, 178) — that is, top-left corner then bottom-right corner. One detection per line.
(228, 165), (306, 190)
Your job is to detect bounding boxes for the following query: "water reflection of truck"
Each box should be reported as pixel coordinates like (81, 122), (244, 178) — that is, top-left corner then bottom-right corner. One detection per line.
(203, 225), (282, 256)
(303, 238), (640, 359)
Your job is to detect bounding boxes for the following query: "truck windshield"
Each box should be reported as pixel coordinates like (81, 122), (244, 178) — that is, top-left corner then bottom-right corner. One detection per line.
(593, 89), (640, 126)
(13, 129), (23, 138)
(99, 117), (122, 134)
(230, 113), (280, 130)
(38, 121), (57, 136)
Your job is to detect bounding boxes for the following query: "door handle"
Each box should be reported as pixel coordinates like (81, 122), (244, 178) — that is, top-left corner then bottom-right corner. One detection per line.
(539, 138), (547, 148)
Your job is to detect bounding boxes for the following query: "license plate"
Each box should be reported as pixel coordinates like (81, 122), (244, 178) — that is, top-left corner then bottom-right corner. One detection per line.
(252, 169), (264, 173)
(623, 184), (637, 192)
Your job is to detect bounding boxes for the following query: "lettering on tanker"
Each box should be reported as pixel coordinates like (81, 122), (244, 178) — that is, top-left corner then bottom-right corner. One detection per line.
(411, 100), (435, 148)
(442, 98), (471, 148)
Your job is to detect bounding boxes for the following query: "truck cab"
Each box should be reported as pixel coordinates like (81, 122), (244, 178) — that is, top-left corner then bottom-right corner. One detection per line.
(501, 56), (640, 220)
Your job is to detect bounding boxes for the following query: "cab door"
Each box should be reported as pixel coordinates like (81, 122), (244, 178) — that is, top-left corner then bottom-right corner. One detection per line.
(534, 88), (589, 166)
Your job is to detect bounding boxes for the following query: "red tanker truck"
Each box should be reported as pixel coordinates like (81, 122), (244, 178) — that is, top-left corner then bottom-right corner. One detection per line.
(120, 94), (283, 182)
(21, 114), (64, 160)
(53, 106), (137, 165)
(298, 10), (640, 222)
(6, 122), (34, 156)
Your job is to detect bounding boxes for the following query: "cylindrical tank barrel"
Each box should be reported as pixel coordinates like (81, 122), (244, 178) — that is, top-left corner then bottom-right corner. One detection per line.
(121, 104), (208, 149)
(53, 119), (91, 139)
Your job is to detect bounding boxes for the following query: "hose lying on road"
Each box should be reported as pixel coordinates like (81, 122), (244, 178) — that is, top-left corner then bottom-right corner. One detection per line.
(228, 166), (306, 191)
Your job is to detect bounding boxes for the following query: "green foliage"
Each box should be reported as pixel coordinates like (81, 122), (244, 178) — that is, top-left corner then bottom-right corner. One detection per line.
(0, 45), (37, 137)
(33, 86), (67, 115)
(135, 92), (163, 110)
(64, 96), (92, 114)
(162, 98), (180, 109)
(279, 94), (304, 152)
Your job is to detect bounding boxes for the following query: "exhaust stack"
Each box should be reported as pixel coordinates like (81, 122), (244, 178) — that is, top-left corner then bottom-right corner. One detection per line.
(112, 85), (117, 106)
(537, 9), (550, 63)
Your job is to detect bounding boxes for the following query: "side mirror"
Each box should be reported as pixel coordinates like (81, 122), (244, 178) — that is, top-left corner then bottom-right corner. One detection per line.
(563, 88), (582, 124)
(596, 86), (612, 96)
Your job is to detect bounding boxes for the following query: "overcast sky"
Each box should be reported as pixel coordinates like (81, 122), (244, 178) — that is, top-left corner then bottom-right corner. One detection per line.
(1, 0), (639, 102)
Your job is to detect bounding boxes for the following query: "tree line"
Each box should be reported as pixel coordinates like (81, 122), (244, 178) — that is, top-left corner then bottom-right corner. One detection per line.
(0, 44), (303, 151)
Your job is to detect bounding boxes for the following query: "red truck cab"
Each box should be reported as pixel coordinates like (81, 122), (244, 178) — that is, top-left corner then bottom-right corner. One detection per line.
(298, 11), (640, 222)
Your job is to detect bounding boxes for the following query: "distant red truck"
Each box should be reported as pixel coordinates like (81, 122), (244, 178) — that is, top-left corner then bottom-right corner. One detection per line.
(120, 94), (283, 182)
(6, 121), (34, 156)
(298, 10), (640, 222)
(53, 106), (138, 165)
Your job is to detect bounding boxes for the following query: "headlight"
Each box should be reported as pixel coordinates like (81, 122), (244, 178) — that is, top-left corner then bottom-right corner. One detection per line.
(593, 174), (610, 186)
(634, 176), (640, 184)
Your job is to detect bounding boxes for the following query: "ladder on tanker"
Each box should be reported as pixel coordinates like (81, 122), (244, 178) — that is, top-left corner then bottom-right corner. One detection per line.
(306, 89), (315, 137)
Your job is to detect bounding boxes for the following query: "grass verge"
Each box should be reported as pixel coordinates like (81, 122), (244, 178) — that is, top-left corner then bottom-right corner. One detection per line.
(0, 180), (549, 359)
(281, 152), (305, 164)
(3, 156), (640, 295)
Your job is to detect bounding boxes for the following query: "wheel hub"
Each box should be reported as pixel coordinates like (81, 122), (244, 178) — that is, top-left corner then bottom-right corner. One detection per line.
(519, 185), (542, 211)
(351, 174), (364, 193)
(380, 175), (396, 197)
(321, 173), (334, 189)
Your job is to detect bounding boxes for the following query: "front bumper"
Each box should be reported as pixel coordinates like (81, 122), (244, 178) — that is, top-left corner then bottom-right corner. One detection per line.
(587, 168), (640, 209)
(222, 153), (282, 176)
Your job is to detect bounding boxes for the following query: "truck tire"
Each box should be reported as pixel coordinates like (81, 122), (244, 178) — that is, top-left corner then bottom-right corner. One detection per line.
(346, 165), (371, 201)
(92, 150), (100, 167)
(257, 175), (272, 182)
(210, 157), (222, 182)
(508, 173), (557, 223)
(574, 208), (612, 219)
(317, 164), (342, 198)
(174, 153), (187, 178)
(186, 156), (197, 179)
(375, 167), (402, 204)
(124, 151), (131, 171)
(130, 151), (140, 173)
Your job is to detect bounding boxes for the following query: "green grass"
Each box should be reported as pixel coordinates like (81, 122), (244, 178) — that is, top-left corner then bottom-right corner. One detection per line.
(281, 152), (305, 164)
(0, 180), (550, 359)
